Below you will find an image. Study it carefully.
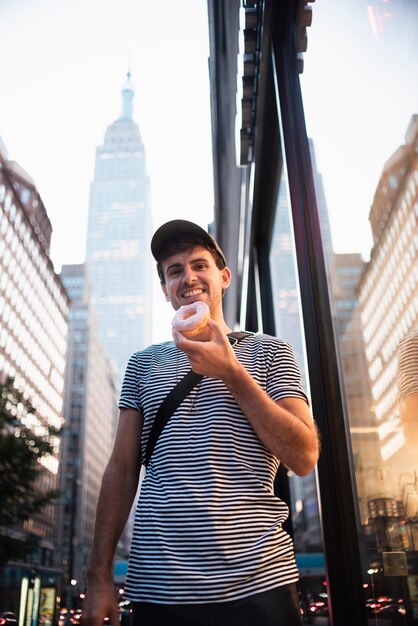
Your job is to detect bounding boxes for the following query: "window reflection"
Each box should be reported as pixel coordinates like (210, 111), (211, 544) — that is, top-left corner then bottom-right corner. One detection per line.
(270, 163), (326, 622)
(300, 1), (418, 622)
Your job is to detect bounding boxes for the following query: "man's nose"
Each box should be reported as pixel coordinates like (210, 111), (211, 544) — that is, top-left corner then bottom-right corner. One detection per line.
(182, 267), (197, 284)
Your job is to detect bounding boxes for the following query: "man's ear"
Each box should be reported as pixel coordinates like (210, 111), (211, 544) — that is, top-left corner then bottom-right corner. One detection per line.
(161, 283), (170, 302)
(221, 266), (232, 290)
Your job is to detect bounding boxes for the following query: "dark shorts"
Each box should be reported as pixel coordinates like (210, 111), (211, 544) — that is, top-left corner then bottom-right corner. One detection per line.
(130, 583), (302, 626)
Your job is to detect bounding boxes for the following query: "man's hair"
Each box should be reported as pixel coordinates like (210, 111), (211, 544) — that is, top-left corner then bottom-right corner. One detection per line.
(156, 235), (226, 284)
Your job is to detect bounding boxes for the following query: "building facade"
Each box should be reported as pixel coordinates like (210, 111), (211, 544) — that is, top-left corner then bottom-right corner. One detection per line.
(333, 253), (381, 524)
(0, 138), (69, 615)
(86, 73), (153, 379)
(58, 264), (119, 606)
(358, 115), (418, 472)
(354, 115), (418, 616)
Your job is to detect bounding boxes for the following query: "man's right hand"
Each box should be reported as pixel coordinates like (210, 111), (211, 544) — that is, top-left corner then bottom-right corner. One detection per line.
(82, 577), (119, 626)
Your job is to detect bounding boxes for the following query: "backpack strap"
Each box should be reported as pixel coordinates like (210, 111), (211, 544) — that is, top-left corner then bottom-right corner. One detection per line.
(145, 369), (203, 467)
(144, 331), (253, 467)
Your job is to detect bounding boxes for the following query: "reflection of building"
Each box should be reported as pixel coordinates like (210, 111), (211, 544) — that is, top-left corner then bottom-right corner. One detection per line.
(270, 139), (334, 552)
(358, 114), (418, 472)
(352, 116), (418, 625)
(397, 327), (418, 443)
(86, 73), (153, 379)
(308, 139), (338, 301)
(271, 139), (336, 384)
(271, 174), (317, 552)
(396, 328), (418, 539)
(57, 264), (119, 604)
(0, 138), (69, 614)
(334, 253), (381, 522)
(271, 178), (306, 381)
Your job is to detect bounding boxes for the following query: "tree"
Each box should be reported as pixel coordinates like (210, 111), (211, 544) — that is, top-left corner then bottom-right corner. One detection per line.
(0, 375), (60, 565)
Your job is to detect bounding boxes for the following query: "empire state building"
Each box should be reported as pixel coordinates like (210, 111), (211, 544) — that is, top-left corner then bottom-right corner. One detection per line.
(86, 72), (152, 378)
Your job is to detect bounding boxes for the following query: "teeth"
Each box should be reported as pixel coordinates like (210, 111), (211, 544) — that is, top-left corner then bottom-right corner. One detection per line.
(184, 289), (203, 297)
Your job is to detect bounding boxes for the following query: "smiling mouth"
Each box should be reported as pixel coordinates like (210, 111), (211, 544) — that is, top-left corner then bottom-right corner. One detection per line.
(182, 288), (205, 298)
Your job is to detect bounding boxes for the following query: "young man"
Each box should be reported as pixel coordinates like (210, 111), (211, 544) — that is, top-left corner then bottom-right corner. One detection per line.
(83, 220), (319, 626)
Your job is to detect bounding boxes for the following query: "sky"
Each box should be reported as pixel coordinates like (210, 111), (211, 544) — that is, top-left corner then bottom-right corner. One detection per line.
(0, 0), (417, 273)
(301, 0), (418, 258)
(0, 0), (214, 273)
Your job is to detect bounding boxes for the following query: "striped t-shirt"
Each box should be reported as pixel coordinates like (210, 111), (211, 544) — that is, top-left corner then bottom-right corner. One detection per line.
(119, 332), (308, 604)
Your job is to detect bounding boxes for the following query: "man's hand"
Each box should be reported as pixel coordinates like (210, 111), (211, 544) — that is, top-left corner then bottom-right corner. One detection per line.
(82, 575), (119, 626)
(172, 319), (239, 379)
(174, 320), (319, 475)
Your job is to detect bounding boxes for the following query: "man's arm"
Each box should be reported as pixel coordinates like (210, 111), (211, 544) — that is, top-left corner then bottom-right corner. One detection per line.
(221, 369), (318, 476)
(173, 321), (319, 476)
(83, 408), (143, 626)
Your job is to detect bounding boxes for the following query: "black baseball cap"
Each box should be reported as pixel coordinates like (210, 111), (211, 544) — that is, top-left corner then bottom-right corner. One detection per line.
(151, 219), (227, 266)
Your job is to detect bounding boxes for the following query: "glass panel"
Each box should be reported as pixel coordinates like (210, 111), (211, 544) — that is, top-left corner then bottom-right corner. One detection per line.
(300, 2), (418, 624)
(270, 168), (328, 623)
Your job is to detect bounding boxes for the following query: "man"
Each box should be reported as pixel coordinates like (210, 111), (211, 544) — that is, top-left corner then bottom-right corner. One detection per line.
(83, 219), (319, 626)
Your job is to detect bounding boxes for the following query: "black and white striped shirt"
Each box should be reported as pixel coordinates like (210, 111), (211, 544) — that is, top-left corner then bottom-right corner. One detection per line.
(119, 333), (308, 604)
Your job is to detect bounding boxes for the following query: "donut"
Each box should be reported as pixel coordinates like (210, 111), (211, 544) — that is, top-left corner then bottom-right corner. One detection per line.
(172, 301), (210, 337)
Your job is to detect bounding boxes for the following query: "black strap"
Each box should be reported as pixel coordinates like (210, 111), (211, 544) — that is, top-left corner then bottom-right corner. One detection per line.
(144, 331), (253, 467)
(145, 369), (203, 467)
(227, 331), (252, 345)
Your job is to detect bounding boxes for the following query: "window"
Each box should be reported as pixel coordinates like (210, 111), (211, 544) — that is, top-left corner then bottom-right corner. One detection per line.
(298, 2), (418, 622)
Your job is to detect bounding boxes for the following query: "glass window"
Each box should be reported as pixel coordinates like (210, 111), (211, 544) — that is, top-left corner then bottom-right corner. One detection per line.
(299, 2), (418, 623)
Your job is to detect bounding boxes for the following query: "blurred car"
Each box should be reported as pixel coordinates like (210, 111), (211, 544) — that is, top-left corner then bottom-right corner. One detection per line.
(366, 596), (406, 618)
(58, 610), (82, 626)
(307, 593), (329, 618)
(0, 613), (17, 626)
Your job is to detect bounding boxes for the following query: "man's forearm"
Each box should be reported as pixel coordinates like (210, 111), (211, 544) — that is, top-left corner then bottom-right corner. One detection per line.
(83, 408), (142, 626)
(87, 460), (139, 578)
(222, 360), (319, 476)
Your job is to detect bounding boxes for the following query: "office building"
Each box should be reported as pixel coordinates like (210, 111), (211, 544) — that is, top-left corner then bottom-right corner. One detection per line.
(0, 138), (68, 611)
(358, 115), (418, 474)
(86, 73), (153, 378)
(57, 264), (119, 605)
(334, 253), (381, 522)
(269, 138), (334, 553)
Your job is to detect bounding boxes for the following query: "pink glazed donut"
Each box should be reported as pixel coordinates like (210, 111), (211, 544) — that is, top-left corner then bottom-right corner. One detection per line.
(172, 301), (210, 337)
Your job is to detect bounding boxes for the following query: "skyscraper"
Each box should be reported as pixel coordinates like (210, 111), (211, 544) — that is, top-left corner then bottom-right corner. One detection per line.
(57, 264), (119, 606)
(86, 73), (153, 378)
(358, 114), (418, 470)
(269, 138), (335, 553)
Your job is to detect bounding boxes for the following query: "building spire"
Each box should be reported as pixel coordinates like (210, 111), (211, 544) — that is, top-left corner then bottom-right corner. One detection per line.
(119, 70), (134, 120)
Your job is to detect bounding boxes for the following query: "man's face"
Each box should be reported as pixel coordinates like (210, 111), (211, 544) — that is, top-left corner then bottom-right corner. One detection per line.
(160, 245), (231, 313)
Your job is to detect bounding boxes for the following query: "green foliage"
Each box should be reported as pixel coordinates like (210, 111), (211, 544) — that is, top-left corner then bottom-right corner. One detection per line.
(0, 376), (61, 565)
